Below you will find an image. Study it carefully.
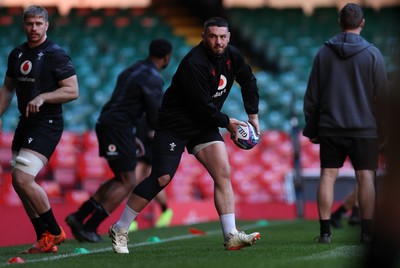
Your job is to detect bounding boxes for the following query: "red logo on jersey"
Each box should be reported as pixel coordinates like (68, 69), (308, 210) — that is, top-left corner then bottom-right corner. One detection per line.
(226, 60), (231, 70)
(20, 60), (32, 75)
(218, 75), (227, 90)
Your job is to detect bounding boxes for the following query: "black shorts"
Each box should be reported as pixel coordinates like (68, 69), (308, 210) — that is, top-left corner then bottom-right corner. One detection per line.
(149, 129), (224, 179)
(319, 136), (378, 170)
(95, 123), (137, 171)
(11, 114), (63, 159)
(186, 130), (224, 154)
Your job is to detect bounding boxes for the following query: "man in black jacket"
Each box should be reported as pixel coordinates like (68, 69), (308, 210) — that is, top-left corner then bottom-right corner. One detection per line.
(109, 17), (261, 253)
(303, 3), (388, 243)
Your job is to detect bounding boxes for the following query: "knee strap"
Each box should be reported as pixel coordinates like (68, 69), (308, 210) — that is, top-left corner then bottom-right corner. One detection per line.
(134, 143), (183, 200)
(14, 150), (44, 176)
(133, 173), (167, 201)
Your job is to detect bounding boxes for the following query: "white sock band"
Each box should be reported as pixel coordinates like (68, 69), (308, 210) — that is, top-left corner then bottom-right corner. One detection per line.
(220, 213), (237, 237)
(116, 205), (139, 231)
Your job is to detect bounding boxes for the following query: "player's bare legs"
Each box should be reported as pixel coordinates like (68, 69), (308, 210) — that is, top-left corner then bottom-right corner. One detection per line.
(194, 141), (234, 216)
(343, 186), (358, 210)
(317, 168), (339, 243)
(66, 170), (137, 242)
(355, 170), (375, 219)
(12, 150), (50, 215)
(355, 169), (375, 242)
(12, 149), (65, 253)
(12, 171), (50, 215)
(195, 141), (260, 250)
(92, 171), (137, 213)
(317, 168), (339, 220)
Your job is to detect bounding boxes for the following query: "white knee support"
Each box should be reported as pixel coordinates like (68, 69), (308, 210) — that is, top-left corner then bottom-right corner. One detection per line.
(14, 150), (44, 176)
(10, 151), (18, 171)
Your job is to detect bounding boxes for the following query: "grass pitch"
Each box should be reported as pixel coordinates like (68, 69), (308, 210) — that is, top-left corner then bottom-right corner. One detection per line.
(0, 219), (367, 268)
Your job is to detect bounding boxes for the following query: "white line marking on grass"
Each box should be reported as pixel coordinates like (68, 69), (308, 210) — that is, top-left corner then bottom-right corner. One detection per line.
(0, 223), (262, 266)
(294, 245), (364, 261)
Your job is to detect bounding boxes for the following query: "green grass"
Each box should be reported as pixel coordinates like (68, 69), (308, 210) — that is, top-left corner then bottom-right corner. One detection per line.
(0, 219), (368, 268)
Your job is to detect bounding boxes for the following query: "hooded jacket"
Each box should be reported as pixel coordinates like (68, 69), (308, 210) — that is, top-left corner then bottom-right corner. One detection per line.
(304, 32), (388, 138)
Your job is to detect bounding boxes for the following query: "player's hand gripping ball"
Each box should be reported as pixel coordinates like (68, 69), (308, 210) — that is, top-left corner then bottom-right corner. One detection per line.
(231, 122), (259, 150)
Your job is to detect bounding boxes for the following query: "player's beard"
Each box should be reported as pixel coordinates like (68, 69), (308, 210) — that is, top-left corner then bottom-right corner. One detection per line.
(204, 42), (225, 57)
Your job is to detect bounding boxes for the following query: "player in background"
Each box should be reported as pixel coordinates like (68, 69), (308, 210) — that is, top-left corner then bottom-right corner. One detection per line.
(129, 116), (173, 232)
(65, 39), (172, 243)
(303, 3), (388, 244)
(0, 5), (79, 253)
(330, 186), (360, 229)
(109, 17), (261, 254)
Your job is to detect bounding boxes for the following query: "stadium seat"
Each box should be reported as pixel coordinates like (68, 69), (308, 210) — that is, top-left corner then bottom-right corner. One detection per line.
(0, 132), (13, 170)
(81, 130), (99, 152)
(0, 172), (21, 206)
(64, 189), (91, 204)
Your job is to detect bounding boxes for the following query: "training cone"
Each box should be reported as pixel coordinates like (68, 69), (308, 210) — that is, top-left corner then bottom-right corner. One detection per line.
(7, 257), (25, 264)
(73, 248), (90, 254)
(147, 236), (161, 243)
(257, 219), (269, 227)
(189, 227), (206, 235)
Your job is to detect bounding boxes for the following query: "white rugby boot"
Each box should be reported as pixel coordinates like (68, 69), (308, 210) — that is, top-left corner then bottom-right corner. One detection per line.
(109, 224), (129, 254)
(224, 228), (260, 250)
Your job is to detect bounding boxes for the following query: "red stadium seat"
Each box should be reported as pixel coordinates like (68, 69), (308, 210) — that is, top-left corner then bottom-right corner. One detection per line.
(0, 132), (14, 170)
(47, 132), (81, 188)
(0, 172), (21, 206)
(81, 131), (99, 152)
(77, 151), (109, 194)
(64, 189), (91, 204)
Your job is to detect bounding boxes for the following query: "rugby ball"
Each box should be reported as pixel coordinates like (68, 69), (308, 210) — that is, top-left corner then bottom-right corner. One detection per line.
(231, 122), (259, 150)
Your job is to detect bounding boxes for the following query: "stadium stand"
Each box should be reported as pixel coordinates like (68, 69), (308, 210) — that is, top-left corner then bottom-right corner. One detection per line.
(0, 2), (398, 214)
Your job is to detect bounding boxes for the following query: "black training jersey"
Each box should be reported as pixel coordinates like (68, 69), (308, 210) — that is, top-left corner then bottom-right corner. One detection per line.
(98, 59), (164, 129)
(157, 42), (259, 139)
(6, 39), (76, 117)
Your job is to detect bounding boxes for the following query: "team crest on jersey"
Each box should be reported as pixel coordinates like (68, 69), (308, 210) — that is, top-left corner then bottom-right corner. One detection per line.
(20, 60), (32, 75)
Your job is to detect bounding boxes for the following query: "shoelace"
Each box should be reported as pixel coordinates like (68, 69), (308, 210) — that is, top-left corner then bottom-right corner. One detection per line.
(236, 231), (251, 241)
(36, 232), (53, 249)
(116, 230), (128, 244)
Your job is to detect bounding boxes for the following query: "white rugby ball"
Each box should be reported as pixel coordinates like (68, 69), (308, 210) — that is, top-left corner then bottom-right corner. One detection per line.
(231, 122), (259, 150)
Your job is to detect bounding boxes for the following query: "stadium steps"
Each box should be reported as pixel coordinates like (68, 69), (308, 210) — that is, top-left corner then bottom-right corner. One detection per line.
(151, 0), (203, 46)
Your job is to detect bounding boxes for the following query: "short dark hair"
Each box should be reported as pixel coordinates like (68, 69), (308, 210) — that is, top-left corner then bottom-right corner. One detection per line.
(149, 39), (172, 58)
(339, 3), (364, 30)
(203, 17), (229, 31)
(23, 5), (48, 22)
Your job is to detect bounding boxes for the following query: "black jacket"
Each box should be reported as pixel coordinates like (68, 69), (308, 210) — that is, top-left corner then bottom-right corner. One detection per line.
(157, 42), (259, 139)
(98, 59), (163, 130)
(304, 32), (388, 138)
